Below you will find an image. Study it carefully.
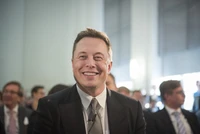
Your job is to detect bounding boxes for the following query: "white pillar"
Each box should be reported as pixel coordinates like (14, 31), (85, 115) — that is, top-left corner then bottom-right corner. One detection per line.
(0, 0), (104, 91)
(130, 0), (161, 94)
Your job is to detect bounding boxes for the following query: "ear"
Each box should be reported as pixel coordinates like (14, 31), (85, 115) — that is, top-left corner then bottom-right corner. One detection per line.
(164, 93), (171, 101)
(107, 61), (112, 73)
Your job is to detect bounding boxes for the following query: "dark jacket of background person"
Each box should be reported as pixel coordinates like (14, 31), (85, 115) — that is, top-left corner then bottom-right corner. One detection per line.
(153, 108), (200, 134)
(27, 84), (70, 134)
(32, 84), (145, 134)
(143, 110), (156, 134)
(0, 116), (5, 134)
(0, 105), (32, 134)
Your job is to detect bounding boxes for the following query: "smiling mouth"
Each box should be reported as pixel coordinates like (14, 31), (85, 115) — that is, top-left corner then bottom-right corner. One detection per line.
(83, 72), (99, 76)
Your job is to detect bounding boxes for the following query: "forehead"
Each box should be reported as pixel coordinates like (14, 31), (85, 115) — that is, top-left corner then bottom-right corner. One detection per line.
(74, 37), (108, 54)
(37, 88), (44, 92)
(4, 84), (19, 91)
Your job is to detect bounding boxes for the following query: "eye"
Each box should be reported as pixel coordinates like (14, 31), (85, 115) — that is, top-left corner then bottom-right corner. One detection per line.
(79, 55), (87, 60)
(94, 56), (103, 61)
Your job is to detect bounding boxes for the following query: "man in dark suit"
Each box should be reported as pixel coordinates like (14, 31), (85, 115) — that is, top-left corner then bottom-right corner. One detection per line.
(0, 81), (32, 134)
(153, 80), (200, 134)
(33, 28), (145, 134)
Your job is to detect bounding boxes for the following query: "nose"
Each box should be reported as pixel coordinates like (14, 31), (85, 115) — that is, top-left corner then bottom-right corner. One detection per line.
(85, 57), (95, 68)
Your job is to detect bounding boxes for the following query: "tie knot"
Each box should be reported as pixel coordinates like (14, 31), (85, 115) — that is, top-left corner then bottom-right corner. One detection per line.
(8, 110), (15, 115)
(172, 111), (180, 117)
(90, 98), (100, 112)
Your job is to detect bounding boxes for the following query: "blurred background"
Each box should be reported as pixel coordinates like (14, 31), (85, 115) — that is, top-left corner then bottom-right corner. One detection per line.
(0, 0), (200, 110)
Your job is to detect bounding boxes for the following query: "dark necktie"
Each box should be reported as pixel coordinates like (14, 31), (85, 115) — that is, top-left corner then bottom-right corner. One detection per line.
(88, 98), (103, 134)
(173, 111), (186, 134)
(7, 110), (17, 134)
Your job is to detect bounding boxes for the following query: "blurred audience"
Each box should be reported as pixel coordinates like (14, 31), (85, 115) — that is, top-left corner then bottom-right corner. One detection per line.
(146, 97), (159, 113)
(0, 81), (32, 134)
(48, 84), (71, 95)
(153, 80), (200, 134)
(27, 84), (70, 134)
(118, 86), (130, 97)
(27, 86), (45, 111)
(106, 73), (118, 91)
(131, 90), (145, 109)
(193, 80), (200, 113)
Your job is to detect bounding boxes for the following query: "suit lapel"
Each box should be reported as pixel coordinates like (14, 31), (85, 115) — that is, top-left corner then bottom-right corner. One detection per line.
(106, 90), (127, 134)
(160, 108), (176, 134)
(18, 106), (26, 134)
(182, 109), (196, 134)
(0, 106), (5, 126)
(59, 86), (86, 134)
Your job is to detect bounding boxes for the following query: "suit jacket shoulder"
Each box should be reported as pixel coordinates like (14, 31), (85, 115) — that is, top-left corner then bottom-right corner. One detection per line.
(107, 90), (146, 134)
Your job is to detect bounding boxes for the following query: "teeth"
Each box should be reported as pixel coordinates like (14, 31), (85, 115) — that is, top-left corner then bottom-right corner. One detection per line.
(84, 72), (97, 76)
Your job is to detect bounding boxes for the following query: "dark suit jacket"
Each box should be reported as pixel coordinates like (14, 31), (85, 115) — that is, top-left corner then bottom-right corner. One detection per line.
(33, 84), (145, 134)
(0, 105), (32, 134)
(153, 108), (200, 134)
(0, 116), (5, 134)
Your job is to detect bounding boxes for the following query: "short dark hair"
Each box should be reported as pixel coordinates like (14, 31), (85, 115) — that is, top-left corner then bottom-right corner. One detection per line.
(48, 84), (70, 95)
(2, 81), (23, 97)
(72, 28), (112, 61)
(31, 85), (44, 97)
(159, 80), (181, 101)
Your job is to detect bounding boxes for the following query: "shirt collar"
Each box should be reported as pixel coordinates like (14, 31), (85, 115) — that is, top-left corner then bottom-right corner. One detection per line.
(4, 104), (19, 114)
(165, 105), (181, 115)
(76, 84), (107, 110)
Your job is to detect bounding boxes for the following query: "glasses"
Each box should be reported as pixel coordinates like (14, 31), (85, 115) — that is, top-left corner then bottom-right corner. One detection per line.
(174, 90), (185, 95)
(3, 90), (19, 95)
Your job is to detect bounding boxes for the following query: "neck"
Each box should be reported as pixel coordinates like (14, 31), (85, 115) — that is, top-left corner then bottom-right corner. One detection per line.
(6, 104), (17, 111)
(165, 103), (180, 110)
(77, 83), (105, 97)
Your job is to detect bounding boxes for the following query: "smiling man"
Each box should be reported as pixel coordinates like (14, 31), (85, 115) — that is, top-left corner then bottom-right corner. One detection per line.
(153, 80), (200, 134)
(0, 81), (32, 134)
(33, 28), (145, 134)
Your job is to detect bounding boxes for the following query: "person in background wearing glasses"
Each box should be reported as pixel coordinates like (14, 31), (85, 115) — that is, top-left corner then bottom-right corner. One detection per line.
(153, 80), (200, 134)
(0, 81), (32, 134)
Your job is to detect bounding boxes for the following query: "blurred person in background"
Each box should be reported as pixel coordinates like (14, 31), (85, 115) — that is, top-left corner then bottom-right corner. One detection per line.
(106, 73), (118, 91)
(193, 80), (200, 113)
(27, 84), (70, 134)
(27, 86), (45, 111)
(0, 81), (32, 134)
(146, 97), (160, 113)
(48, 84), (71, 95)
(153, 80), (200, 134)
(118, 86), (130, 97)
(131, 90), (145, 109)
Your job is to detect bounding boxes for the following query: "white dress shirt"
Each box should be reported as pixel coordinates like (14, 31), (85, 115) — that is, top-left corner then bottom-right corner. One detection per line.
(77, 84), (109, 134)
(165, 106), (193, 134)
(4, 105), (19, 134)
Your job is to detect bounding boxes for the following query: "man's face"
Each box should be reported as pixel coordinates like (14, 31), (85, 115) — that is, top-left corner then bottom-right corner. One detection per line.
(33, 88), (45, 100)
(2, 84), (20, 108)
(166, 86), (185, 108)
(72, 37), (112, 92)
